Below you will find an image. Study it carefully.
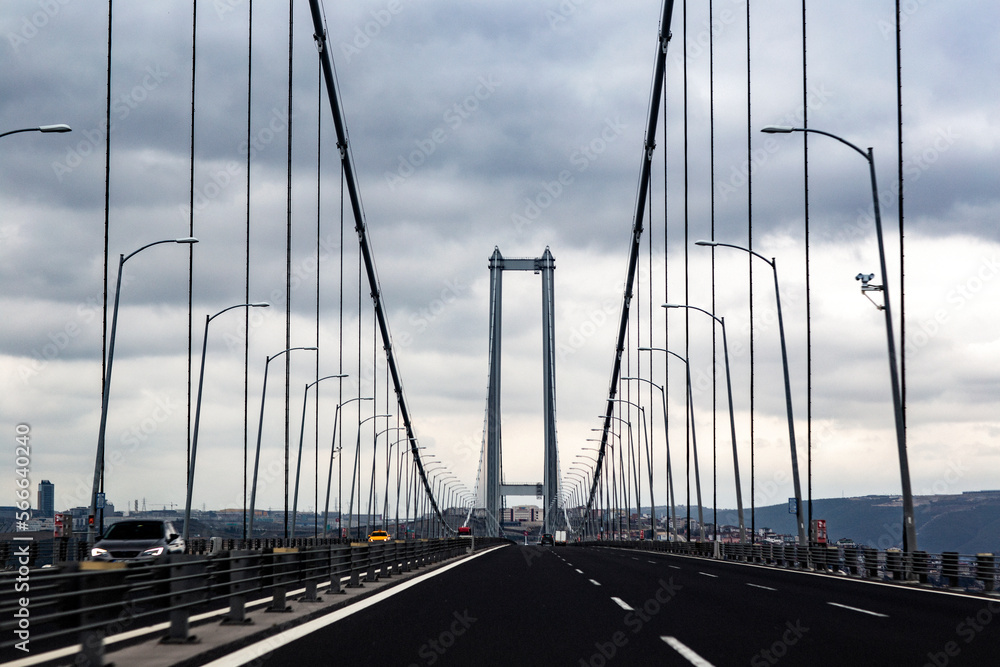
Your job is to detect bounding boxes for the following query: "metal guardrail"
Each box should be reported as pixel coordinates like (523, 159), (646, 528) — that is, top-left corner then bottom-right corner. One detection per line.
(579, 540), (999, 594)
(0, 537), (503, 663)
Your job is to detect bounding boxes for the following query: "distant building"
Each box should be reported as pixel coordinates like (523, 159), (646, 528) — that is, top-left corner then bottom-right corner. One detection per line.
(500, 505), (544, 523)
(37, 480), (54, 517)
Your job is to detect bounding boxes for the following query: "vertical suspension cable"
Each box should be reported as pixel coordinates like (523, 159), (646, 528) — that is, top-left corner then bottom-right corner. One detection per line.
(337, 153), (345, 537)
(283, 0), (294, 540)
(802, 0), (812, 534)
(662, 52), (671, 541)
(315, 60), (322, 539)
(896, 0), (906, 438)
(682, 0), (691, 541)
(243, 0), (253, 542)
(709, 0), (718, 542)
(186, 0), (198, 517)
(746, 0), (755, 544)
(100, 0), (113, 532)
(647, 158), (654, 538)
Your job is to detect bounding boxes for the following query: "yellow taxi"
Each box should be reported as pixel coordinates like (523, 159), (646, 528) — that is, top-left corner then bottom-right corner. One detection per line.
(368, 530), (391, 542)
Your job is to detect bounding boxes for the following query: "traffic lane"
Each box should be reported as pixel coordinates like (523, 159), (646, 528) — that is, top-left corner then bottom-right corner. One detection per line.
(560, 546), (813, 664)
(566, 546), (1000, 665)
(635, 547), (1000, 665)
(253, 543), (638, 666)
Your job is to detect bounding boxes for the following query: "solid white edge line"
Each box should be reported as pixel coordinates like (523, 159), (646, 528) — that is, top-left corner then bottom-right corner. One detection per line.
(662, 636), (716, 666)
(3, 579), (317, 667)
(200, 544), (508, 667)
(827, 601), (889, 618)
(611, 596), (633, 611)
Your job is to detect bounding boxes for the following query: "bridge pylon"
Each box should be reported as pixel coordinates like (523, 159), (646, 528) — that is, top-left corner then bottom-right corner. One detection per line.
(485, 247), (562, 534)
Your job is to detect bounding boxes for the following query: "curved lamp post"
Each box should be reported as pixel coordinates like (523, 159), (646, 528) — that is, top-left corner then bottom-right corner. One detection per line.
(321, 395), (372, 538)
(638, 347), (704, 542)
(610, 398), (649, 539)
(184, 302), (270, 545)
(0, 124), (71, 139)
(347, 412), (391, 539)
(247, 346), (318, 537)
(290, 373), (348, 538)
(622, 376), (675, 543)
(762, 125), (916, 553)
(88, 236), (198, 545)
(662, 303), (746, 543)
(695, 240), (807, 547)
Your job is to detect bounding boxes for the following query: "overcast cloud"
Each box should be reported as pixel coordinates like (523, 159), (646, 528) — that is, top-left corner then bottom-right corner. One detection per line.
(2, 1), (998, 523)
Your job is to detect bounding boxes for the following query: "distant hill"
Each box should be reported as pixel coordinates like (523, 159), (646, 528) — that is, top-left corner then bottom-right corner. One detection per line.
(656, 491), (1000, 554)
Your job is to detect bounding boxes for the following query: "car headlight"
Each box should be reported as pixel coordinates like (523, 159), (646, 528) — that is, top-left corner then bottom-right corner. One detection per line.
(140, 546), (164, 557)
(91, 547), (108, 557)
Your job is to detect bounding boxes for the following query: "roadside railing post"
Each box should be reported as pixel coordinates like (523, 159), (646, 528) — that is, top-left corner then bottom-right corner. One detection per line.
(976, 553), (996, 592)
(911, 550), (930, 585)
(161, 555), (205, 644)
(942, 552), (961, 588)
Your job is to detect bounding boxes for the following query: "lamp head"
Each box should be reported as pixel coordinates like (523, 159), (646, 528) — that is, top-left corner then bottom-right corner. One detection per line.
(175, 237), (199, 244)
(761, 125), (796, 134)
(694, 240), (716, 247)
(250, 302), (270, 308)
(39, 124), (72, 133)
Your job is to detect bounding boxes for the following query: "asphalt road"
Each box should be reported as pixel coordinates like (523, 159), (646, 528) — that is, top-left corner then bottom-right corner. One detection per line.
(237, 544), (1000, 666)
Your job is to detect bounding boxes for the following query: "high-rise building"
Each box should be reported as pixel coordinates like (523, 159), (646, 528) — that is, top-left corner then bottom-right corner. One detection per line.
(37, 479), (54, 517)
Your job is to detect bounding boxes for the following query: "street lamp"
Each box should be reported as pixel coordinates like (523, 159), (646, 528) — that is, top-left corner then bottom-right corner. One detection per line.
(321, 395), (371, 539)
(696, 240), (807, 547)
(378, 430), (408, 530)
(610, 398), (649, 540)
(371, 426), (406, 532)
(638, 347), (704, 542)
(88, 236), (198, 545)
(622, 376), (674, 543)
(184, 301), (270, 545)
(762, 125), (917, 552)
(290, 373), (348, 538)
(0, 124), (72, 139)
(662, 303), (746, 543)
(346, 413), (392, 539)
(247, 346), (318, 537)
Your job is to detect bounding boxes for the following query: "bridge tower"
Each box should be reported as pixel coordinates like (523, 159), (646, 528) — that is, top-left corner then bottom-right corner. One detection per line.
(485, 247), (561, 534)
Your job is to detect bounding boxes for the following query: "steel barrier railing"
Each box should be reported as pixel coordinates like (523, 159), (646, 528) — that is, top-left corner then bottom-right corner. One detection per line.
(0, 537), (506, 662)
(577, 540), (1000, 594)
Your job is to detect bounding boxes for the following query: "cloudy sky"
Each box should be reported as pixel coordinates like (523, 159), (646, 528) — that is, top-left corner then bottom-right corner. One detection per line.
(2, 1), (998, 529)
